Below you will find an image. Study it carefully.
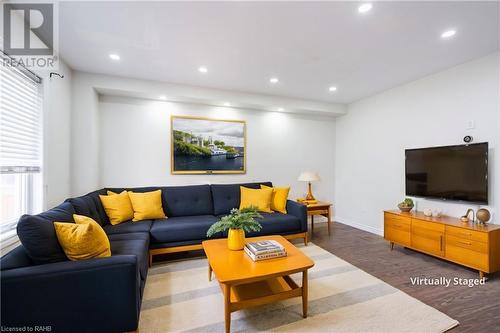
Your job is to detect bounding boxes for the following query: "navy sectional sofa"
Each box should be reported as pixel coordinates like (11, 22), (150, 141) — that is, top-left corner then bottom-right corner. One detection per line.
(0, 182), (307, 333)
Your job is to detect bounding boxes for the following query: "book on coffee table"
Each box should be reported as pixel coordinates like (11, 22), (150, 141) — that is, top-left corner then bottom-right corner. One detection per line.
(244, 246), (286, 261)
(244, 240), (287, 261)
(245, 240), (285, 255)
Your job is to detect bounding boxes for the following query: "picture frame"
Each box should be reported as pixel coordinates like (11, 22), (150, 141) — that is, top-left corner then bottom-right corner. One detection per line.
(171, 115), (246, 174)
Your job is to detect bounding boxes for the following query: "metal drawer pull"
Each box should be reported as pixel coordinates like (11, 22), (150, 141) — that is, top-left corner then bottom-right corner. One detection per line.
(458, 240), (472, 246)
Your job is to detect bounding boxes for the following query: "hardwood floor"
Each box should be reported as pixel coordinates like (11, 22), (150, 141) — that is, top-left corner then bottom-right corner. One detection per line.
(310, 222), (500, 333)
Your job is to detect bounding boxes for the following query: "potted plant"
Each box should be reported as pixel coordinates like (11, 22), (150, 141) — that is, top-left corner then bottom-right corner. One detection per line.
(398, 198), (414, 212)
(206, 207), (263, 250)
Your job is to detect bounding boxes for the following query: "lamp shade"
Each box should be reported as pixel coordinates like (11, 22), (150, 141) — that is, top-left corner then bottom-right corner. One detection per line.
(297, 171), (320, 182)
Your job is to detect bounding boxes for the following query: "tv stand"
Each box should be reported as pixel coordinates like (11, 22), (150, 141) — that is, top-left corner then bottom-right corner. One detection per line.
(384, 210), (500, 279)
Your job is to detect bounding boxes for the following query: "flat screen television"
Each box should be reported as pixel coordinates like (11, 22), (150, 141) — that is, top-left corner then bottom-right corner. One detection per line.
(405, 143), (488, 204)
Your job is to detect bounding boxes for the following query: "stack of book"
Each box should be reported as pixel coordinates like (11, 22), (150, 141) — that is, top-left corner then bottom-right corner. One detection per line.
(244, 240), (287, 261)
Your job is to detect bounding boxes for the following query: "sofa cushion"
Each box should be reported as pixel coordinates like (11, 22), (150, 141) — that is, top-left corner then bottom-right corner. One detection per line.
(104, 220), (152, 235)
(110, 238), (149, 280)
(246, 213), (302, 237)
(108, 232), (150, 242)
(239, 186), (273, 213)
(100, 191), (134, 225)
(128, 190), (166, 221)
(162, 185), (213, 217)
(54, 215), (111, 261)
(150, 215), (219, 243)
(106, 186), (160, 202)
(211, 182), (272, 216)
(67, 189), (108, 225)
(0, 246), (34, 270)
(16, 202), (75, 265)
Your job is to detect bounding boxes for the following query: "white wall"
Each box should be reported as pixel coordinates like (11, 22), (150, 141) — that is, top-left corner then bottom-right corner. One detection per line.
(335, 53), (500, 234)
(70, 72), (336, 202)
(41, 61), (72, 208)
(98, 96), (335, 201)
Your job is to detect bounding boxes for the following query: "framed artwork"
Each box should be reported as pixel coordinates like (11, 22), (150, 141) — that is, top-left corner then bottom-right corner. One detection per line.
(171, 115), (246, 174)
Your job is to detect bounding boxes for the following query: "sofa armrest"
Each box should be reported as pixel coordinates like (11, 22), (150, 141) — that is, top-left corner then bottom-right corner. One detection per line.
(1, 255), (140, 333)
(286, 200), (307, 232)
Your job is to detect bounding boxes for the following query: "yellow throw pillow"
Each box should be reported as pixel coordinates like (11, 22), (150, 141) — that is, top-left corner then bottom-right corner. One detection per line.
(128, 190), (166, 221)
(239, 186), (273, 213)
(261, 185), (290, 214)
(54, 214), (111, 261)
(99, 190), (134, 225)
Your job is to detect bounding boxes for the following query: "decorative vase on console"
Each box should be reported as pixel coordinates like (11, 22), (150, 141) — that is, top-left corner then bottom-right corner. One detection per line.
(206, 207), (263, 250)
(397, 198), (414, 213)
(476, 208), (491, 224)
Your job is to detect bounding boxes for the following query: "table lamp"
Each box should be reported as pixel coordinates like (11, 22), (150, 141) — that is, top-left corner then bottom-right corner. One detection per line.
(298, 171), (320, 201)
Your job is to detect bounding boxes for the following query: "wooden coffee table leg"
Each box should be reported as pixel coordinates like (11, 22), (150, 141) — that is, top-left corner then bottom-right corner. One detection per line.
(208, 262), (212, 281)
(223, 283), (231, 333)
(302, 270), (308, 318)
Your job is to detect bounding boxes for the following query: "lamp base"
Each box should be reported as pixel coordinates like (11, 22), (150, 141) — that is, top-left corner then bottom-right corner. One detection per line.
(305, 182), (316, 201)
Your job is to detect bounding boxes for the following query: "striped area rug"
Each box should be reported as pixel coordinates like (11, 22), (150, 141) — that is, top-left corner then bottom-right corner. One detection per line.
(139, 243), (459, 332)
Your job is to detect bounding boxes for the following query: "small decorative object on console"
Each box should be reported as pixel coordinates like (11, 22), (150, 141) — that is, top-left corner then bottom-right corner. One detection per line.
(397, 198), (414, 212)
(432, 209), (442, 218)
(423, 208), (433, 217)
(460, 208), (475, 223)
(476, 208), (491, 224)
(206, 207), (263, 250)
(244, 240), (287, 261)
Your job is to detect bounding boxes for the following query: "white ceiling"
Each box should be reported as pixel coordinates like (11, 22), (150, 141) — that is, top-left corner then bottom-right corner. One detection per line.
(59, 1), (499, 104)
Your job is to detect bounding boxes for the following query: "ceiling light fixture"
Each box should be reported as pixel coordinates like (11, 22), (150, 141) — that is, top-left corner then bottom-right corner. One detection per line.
(358, 3), (372, 13)
(441, 29), (456, 39)
(159, 95), (167, 100)
(198, 66), (208, 73)
(269, 77), (279, 84)
(329, 86), (337, 92)
(277, 107), (285, 112)
(109, 54), (120, 61)
(223, 102), (231, 107)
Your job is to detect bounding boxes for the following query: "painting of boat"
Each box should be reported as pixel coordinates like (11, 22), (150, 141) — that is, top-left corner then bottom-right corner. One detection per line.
(171, 116), (246, 174)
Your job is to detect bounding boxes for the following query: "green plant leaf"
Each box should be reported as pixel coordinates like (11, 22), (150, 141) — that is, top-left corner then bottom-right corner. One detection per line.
(206, 206), (263, 237)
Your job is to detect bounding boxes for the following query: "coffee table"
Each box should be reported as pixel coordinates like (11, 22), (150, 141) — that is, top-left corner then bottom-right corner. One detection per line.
(202, 235), (314, 333)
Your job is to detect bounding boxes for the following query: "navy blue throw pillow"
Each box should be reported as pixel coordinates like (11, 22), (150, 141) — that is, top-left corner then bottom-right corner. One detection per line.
(17, 202), (75, 265)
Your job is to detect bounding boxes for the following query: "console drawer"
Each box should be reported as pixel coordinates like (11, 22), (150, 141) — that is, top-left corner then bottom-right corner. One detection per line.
(445, 239), (489, 271)
(384, 214), (410, 232)
(412, 219), (445, 233)
(385, 226), (410, 246)
(446, 226), (488, 243)
(446, 235), (488, 254)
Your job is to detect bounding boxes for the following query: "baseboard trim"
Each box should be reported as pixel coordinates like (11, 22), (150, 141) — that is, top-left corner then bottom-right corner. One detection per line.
(334, 217), (383, 236)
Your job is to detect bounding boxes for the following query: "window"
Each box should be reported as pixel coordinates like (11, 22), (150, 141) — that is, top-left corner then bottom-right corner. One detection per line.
(0, 53), (43, 244)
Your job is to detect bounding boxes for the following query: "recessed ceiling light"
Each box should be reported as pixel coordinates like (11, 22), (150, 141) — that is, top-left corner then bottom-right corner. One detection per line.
(198, 66), (208, 73)
(159, 95), (167, 100)
(109, 54), (120, 61)
(269, 77), (279, 84)
(223, 102), (231, 107)
(358, 3), (372, 13)
(277, 107), (285, 112)
(329, 86), (337, 92)
(441, 29), (456, 39)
